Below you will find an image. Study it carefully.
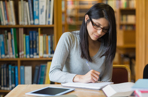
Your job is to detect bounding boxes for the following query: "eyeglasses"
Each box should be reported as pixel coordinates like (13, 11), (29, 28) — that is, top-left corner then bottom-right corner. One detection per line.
(89, 17), (109, 33)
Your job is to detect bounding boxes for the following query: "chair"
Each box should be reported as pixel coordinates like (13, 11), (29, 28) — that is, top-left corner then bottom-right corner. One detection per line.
(112, 64), (131, 84)
(143, 64), (148, 79)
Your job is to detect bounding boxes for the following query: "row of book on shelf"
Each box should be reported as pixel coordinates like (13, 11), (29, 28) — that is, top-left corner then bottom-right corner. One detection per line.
(0, 62), (51, 90)
(103, 0), (136, 9)
(0, 28), (54, 59)
(120, 15), (136, 24)
(0, 0), (54, 25)
(120, 25), (135, 30)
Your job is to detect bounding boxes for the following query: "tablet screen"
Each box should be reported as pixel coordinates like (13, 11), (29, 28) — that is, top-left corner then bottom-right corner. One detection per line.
(33, 87), (71, 95)
(26, 86), (75, 96)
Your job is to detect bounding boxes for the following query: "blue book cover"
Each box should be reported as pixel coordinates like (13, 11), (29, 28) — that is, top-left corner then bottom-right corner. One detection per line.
(48, 35), (51, 57)
(28, 0), (34, 24)
(132, 79), (148, 89)
(33, 0), (39, 25)
(20, 66), (25, 84)
(39, 64), (46, 84)
(11, 66), (15, 89)
(37, 65), (41, 84)
(1, 34), (5, 58)
(3, 1), (8, 25)
(25, 35), (30, 58)
(6, 64), (9, 90)
(33, 65), (39, 84)
(8, 65), (12, 90)
(48, 1), (51, 25)
(29, 31), (33, 58)
(11, 28), (15, 58)
(1, 64), (4, 89)
(15, 66), (18, 86)
(3, 64), (7, 90)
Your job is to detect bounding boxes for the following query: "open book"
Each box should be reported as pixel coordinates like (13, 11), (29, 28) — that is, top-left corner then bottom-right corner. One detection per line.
(102, 82), (134, 97)
(62, 81), (113, 90)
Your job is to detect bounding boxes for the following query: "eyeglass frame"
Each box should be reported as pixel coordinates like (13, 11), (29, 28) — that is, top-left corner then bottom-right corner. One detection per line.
(89, 17), (109, 33)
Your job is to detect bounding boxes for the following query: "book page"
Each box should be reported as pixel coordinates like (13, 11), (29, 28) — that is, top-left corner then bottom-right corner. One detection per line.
(62, 81), (113, 90)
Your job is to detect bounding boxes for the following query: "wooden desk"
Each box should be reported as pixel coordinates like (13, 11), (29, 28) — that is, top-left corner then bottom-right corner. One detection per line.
(5, 85), (106, 97)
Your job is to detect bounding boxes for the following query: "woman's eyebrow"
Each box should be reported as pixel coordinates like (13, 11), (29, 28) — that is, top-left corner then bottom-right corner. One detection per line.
(96, 22), (109, 29)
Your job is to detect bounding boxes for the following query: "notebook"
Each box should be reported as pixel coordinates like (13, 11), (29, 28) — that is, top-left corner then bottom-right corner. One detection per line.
(102, 82), (134, 97)
(132, 79), (148, 90)
(62, 81), (113, 90)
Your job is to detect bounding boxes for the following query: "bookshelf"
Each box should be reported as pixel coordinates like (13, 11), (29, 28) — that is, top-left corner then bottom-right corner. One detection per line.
(62, 0), (68, 33)
(0, 0), (62, 95)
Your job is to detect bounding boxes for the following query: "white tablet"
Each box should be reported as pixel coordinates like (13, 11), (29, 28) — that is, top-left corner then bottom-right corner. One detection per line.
(25, 86), (75, 96)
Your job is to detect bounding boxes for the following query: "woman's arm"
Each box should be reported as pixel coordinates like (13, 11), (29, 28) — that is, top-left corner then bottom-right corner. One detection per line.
(49, 32), (76, 83)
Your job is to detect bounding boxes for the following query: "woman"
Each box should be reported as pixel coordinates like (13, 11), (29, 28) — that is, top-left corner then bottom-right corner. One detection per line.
(49, 3), (116, 83)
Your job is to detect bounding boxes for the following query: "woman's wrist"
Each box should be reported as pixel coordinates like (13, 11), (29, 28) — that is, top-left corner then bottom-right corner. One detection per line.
(73, 75), (83, 82)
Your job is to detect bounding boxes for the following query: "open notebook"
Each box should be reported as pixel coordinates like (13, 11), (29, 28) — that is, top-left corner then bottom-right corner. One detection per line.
(62, 81), (113, 90)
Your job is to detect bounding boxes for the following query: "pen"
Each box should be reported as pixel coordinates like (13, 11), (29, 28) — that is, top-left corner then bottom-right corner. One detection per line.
(86, 61), (92, 70)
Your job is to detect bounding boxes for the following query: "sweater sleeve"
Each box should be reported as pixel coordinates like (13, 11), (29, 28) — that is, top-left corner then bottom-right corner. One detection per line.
(101, 59), (113, 82)
(49, 32), (76, 83)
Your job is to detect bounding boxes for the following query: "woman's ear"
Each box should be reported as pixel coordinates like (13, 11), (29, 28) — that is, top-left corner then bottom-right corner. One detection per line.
(85, 15), (89, 23)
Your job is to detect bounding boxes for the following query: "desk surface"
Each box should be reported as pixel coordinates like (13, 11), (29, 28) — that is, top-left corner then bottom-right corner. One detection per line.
(5, 85), (106, 97)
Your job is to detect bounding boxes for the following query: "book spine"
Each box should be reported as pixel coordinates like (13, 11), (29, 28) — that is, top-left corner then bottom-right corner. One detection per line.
(1, 65), (4, 89)
(11, 28), (15, 58)
(8, 65), (12, 90)
(23, 1), (27, 25)
(48, 35), (51, 57)
(36, 32), (39, 57)
(33, 65), (39, 84)
(43, 34), (46, 58)
(33, 31), (37, 58)
(11, 66), (15, 89)
(4, 0), (9, 24)
(1, 1), (6, 25)
(18, 1), (22, 25)
(3, 64), (6, 90)
(15, 66), (18, 86)
(1, 35), (5, 58)
(25, 35), (30, 58)
(13, 28), (18, 58)
(0, 1), (4, 25)
(4, 30), (8, 58)
(50, 0), (54, 25)
(6, 64), (9, 90)
(45, 62), (51, 84)
(29, 31), (33, 58)
(33, 0), (39, 25)
(39, 64), (46, 84)
(39, 35), (43, 58)
(20, 66), (25, 84)
(23, 34), (26, 58)
(39, 0), (46, 25)
(25, 66), (32, 84)
(26, 2), (30, 25)
(9, 1), (16, 25)
(3, 1), (8, 25)
(7, 1), (12, 25)
(21, 0), (24, 25)
(28, 0), (33, 24)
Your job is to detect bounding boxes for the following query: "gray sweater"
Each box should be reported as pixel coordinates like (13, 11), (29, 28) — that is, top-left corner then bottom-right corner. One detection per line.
(49, 31), (112, 83)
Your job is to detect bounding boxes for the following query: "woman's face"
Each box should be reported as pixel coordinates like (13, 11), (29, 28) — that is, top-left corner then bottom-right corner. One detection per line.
(85, 15), (109, 41)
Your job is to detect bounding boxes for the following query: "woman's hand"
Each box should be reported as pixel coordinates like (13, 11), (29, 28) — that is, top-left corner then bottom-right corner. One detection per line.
(73, 70), (100, 83)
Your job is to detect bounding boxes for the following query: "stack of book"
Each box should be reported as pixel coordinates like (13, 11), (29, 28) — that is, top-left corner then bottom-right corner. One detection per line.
(132, 79), (148, 97)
